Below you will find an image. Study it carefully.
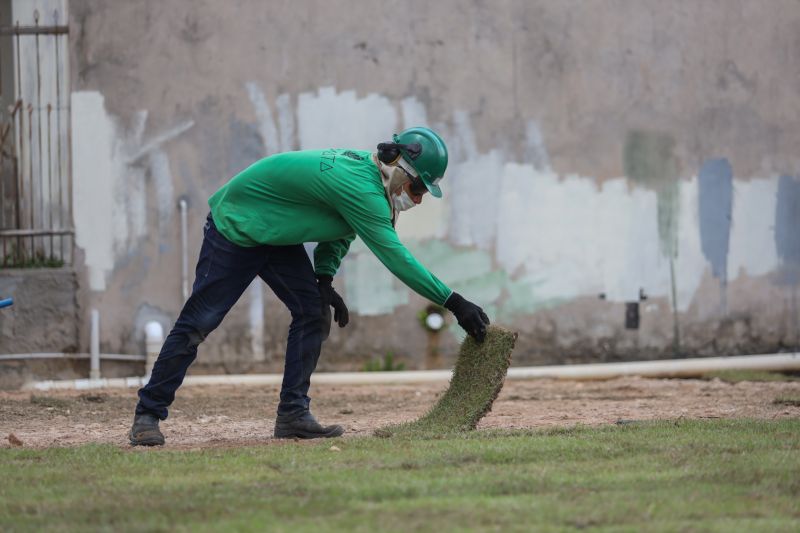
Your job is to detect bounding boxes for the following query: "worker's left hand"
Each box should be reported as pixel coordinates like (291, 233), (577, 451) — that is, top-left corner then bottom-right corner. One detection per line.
(317, 275), (349, 329)
(444, 292), (490, 343)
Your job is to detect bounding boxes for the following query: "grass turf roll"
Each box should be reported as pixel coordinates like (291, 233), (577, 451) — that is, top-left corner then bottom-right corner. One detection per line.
(376, 325), (517, 438)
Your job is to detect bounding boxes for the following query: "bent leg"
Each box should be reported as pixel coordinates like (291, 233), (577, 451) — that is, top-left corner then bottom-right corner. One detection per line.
(258, 245), (322, 417)
(136, 219), (264, 419)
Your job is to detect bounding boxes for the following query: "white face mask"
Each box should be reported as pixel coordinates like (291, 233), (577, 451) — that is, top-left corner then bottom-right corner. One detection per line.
(392, 190), (416, 212)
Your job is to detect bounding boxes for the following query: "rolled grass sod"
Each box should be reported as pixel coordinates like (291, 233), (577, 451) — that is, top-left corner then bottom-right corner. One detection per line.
(376, 325), (517, 437)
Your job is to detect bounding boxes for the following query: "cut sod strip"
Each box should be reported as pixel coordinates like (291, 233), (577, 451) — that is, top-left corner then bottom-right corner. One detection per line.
(376, 326), (517, 437)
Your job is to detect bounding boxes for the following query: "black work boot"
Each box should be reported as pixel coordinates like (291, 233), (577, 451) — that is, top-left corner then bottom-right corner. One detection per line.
(274, 412), (344, 439)
(129, 413), (165, 446)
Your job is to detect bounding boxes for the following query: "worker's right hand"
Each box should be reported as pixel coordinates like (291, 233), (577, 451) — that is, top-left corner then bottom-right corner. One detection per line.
(444, 292), (490, 343)
(317, 275), (349, 329)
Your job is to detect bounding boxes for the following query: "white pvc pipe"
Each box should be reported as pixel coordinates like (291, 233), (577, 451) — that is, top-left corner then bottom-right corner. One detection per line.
(506, 352), (800, 380)
(144, 321), (164, 378)
(179, 198), (189, 302)
(23, 352), (800, 391)
(90, 309), (100, 380)
(0, 352), (145, 362)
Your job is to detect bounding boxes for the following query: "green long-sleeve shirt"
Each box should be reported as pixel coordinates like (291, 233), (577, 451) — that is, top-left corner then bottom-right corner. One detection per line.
(208, 149), (453, 305)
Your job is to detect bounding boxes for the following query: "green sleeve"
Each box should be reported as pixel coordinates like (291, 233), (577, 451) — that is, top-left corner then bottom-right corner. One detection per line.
(314, 235), (356, 277)
(331, 189), (453, 305)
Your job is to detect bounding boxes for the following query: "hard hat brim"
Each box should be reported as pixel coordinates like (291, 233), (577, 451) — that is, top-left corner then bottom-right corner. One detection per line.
(424, 180), (442, 198)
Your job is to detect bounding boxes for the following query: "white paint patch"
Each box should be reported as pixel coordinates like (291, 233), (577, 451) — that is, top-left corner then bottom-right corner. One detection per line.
(276, 93), (295, 152)
(71, 91), (192, 291)
(401, 96), (428, 130)
(448, 150), (504, 249)
(245, 82), (279, 154)
(495, 168), (608, 302)
(72, 92), (117, 291)
(296, 87), (396, 150)
(728, 177), (779, 278)
(597, 179), (668, 302)
(491, 165), (710, 309)
(674, 179), (706, 309)
(491, 167), (746, 310)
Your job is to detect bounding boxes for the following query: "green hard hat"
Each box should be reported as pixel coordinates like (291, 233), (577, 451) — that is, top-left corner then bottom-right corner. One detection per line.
(393, 127), (448, 198)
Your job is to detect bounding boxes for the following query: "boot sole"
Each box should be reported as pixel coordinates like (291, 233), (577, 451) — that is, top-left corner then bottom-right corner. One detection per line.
(274, 426), (344, 439)
(129, 430), (165, 446)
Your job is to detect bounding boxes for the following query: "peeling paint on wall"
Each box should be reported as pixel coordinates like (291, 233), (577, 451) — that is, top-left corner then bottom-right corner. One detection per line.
(257, 89), (782, 320)
(297, 87), (396, 150)
(71, 91), (193, 290)
(98, 86), (780, 327)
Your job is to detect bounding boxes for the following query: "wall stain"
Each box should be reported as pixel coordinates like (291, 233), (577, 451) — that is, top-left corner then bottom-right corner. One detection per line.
(623, 130), (680, 258)
(623, 129), (681, 354)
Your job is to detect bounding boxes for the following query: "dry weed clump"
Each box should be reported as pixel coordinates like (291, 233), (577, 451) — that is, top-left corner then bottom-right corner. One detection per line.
(376, 325), (517, 438)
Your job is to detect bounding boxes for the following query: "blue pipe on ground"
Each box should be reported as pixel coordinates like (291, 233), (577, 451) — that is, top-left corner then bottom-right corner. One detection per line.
(0, 298), (13, 309)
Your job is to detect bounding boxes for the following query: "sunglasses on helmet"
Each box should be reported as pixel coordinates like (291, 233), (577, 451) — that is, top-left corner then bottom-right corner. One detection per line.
(397, 165), (428, 196)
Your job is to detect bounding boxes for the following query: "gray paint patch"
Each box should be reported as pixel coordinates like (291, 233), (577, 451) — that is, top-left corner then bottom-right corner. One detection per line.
(775, 175), (800, 284)
(698, 158), (733, 281)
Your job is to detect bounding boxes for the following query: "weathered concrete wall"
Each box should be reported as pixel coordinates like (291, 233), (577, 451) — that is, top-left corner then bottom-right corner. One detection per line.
(49, 0), (800, 372)
(0, 269), (83, 387)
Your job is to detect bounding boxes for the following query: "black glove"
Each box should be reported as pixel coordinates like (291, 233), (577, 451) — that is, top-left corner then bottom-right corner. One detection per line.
(444, 292), (490, 343)
(317, 275), (349, 339)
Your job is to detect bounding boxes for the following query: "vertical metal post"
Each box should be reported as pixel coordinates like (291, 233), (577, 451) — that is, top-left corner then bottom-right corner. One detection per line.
(14, 22), (24, 262)
(179, 198), (189, 301)
(34, 10), (43, 260)
(90, 309), (100, 380)
(47, 103), (53, 255)
(27, 103), (33, 258)
(54, 9), (64, 261)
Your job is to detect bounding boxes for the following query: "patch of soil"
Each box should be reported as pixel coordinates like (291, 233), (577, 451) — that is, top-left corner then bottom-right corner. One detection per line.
(0, 376), (798, 449)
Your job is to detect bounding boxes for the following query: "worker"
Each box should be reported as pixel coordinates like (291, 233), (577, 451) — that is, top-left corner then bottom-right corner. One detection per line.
(129, 127), (490, 445)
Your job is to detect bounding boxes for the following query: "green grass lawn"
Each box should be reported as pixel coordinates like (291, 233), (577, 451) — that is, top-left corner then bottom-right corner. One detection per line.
(2, 419), (799, 532)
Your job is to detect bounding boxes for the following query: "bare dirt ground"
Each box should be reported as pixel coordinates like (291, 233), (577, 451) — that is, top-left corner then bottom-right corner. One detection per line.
(1, 376), (799, 449)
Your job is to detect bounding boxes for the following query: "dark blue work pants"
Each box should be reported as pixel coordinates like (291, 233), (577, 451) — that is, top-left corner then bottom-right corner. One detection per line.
(136, 215), (323, 420)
